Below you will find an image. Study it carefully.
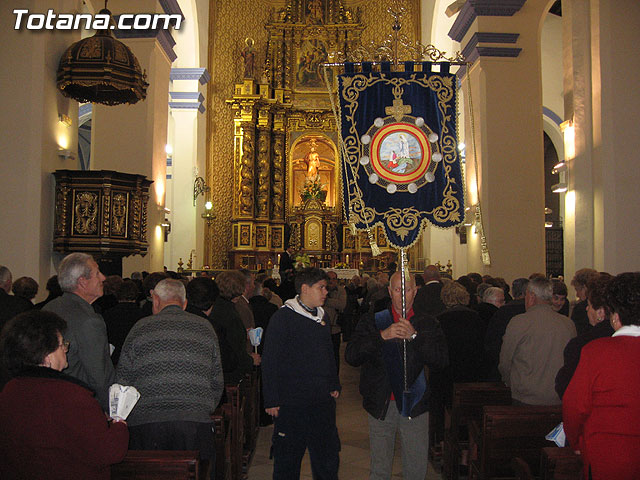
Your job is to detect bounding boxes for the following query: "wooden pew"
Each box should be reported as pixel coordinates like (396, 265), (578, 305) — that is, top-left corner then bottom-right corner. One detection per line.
(442, 383), (512, 480)
(511, 457), (535, 480)
(111, 450), (199, 479)
(539, 447), (582, 480)
(224, 383), (245, 480)
(212, 409), (232, 480)
(467, 405), (562, 480)
(241, 369), (261, 468)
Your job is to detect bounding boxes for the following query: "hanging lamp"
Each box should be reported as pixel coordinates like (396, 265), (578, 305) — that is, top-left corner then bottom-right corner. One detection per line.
(56, 5), (148, 105)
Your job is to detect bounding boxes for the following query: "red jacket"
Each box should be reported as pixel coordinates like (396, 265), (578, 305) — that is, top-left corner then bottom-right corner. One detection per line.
(563, 335), (640, 480)
(0, 367), (129, 479)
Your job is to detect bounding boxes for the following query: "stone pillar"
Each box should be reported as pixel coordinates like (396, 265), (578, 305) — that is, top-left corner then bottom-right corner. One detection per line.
(165, 68), (209, 271)
(563, 0), (640, 280)
(450, 0), (550, 281)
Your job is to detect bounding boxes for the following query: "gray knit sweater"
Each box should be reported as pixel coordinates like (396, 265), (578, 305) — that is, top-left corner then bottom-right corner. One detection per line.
(116, 305), (224, 426)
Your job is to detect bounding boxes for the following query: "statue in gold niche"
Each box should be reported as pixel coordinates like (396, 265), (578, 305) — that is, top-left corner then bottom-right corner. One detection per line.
(304, 139), (321, 181)
(300, 139), (326, 203)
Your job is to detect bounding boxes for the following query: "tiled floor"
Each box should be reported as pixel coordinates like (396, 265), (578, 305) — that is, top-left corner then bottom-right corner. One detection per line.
(248, 344), (443, 479)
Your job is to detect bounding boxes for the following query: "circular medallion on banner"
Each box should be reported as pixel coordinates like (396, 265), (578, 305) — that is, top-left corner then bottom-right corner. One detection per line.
(370, 123), (431, 184)
(359, 114), (441, 193)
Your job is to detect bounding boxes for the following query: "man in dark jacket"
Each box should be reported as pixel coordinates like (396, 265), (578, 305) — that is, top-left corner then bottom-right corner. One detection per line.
(413, 264), (445, 317)
(484, 277), (529, 381)
(345, 272), (448, 480)
(0, 266), (32, 331)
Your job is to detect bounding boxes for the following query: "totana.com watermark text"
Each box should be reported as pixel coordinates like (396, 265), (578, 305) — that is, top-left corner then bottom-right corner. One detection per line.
(13, 9), (182, 31)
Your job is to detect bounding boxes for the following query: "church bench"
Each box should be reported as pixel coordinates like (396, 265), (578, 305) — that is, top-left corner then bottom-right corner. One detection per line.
(241, 369), (261, 467)
(539, 447), (582, 480)
(467, 405), (562, 480)
(442, 382), (512, 480)
(224, 383), (246, 480)
(212, 409), (232, 480)
(511, 457), (535, 480)
(111, 450), (199, 479)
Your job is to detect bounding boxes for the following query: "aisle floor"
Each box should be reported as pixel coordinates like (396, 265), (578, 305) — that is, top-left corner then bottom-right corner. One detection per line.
(248, 344), (443, 479)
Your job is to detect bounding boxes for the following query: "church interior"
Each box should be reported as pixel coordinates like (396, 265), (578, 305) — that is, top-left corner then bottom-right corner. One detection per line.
(2, 0), (640, 295)
(2, 2), (640, 479)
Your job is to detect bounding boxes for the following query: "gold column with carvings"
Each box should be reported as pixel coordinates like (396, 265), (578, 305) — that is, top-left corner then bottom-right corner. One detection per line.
(228, 83), (259, 267)
(256, 108), (272, 220)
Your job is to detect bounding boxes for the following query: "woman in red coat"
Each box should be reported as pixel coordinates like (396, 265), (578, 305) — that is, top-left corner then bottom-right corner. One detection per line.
(563, 272), (640, 480)
(0, 310), (129, 480)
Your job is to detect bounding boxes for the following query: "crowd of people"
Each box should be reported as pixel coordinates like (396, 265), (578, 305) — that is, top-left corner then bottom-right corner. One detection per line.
(0, 256), (639, 479)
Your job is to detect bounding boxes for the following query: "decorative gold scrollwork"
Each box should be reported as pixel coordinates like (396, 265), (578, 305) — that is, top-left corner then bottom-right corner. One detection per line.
(111, 192), (127, 236)
(74, 192), (98, 235)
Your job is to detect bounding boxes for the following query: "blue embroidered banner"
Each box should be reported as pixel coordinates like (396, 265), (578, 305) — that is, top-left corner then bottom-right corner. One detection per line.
(338, 62), (464, 249)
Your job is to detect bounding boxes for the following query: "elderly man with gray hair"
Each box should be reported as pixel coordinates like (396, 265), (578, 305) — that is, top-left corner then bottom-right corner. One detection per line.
(117, 278), (223, 472)
(499, 276), (576, 405)
(43, 253), (113, 410)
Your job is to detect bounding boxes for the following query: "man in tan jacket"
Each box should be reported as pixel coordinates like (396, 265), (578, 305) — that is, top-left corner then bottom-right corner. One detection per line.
(499, 276), (576, 405)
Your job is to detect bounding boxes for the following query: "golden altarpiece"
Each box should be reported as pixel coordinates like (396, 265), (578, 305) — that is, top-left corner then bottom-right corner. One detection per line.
(213, 0), (425, 271)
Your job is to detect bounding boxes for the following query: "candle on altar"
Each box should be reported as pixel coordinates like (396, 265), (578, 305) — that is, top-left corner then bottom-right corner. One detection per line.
(277, 254), (281, 263)
(346, 254), (349, 264)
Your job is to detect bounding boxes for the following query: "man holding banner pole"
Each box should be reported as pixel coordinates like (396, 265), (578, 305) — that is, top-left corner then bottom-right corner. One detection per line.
(346, 271), (448, 479)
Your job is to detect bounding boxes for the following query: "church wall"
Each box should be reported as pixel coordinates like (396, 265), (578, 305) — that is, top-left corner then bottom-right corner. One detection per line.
(205, 0), (273, 268)
(91, 32), (172, 275)
(0, 0), (81, 301)
(419, 0), (467, 278)
(541, 12), (563, 125)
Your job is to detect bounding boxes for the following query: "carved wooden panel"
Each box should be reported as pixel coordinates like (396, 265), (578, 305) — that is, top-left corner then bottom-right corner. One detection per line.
(53, 170), (152, 256)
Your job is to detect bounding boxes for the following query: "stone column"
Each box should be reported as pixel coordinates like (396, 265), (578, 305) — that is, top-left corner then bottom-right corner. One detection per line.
(563, 0), (640, 278)
(450, 0), (550, 281)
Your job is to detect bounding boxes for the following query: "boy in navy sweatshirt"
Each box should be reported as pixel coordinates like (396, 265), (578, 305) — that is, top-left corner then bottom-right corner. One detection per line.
(262, 267), (341, 480)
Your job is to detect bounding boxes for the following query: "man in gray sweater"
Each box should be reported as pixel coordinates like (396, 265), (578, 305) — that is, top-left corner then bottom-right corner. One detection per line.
(117, 278), (223, 469)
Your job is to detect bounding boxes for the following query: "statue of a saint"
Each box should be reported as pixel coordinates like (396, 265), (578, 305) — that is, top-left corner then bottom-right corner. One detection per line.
(240, 38), (256, 79)
(304, 141), (321, 180)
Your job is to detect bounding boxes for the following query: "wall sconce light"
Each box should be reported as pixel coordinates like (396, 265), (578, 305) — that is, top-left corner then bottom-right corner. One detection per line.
(57, 148), (75, 160)
(161, 218), (171, 242)
(193, 176), (209, 206)
(463, 204), (477, 227)
(58, 113), (72, 127)
(551, 162), (566, 174)
(560, 119), (575, 160)
(552, 183), (568, 193)
(201, 201), (216, 225)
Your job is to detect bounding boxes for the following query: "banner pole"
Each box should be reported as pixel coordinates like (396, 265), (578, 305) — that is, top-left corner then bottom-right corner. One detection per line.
(400, 248), (408, 393)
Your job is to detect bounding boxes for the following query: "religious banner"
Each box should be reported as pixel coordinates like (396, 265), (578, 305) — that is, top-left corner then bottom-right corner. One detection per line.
(337, 62), (464, 249)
